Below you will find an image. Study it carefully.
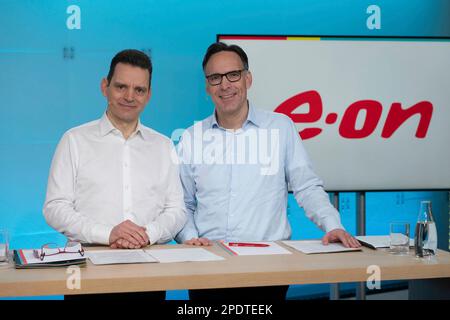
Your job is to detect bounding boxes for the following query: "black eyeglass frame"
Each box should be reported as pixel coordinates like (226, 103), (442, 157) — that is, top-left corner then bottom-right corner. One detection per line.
(205, 69), (247, 86)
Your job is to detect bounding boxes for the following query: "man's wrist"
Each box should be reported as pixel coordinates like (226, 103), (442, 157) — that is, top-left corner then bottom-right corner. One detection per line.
(92, 224), (114, 245)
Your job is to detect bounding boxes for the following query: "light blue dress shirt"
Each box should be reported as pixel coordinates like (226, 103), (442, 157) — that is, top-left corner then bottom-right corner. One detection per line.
(175, 105), (344, 243)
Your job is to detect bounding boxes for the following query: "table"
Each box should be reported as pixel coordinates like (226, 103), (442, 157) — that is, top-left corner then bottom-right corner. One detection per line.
(1, 243), (449, 299)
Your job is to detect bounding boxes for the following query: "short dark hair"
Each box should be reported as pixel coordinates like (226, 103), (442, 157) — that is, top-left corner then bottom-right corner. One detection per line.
(202, 42), (249, 71)
(107, 49), (152, 87)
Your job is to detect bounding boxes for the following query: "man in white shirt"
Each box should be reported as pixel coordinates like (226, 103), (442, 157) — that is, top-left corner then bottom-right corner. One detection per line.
(43, 49), (186, 300)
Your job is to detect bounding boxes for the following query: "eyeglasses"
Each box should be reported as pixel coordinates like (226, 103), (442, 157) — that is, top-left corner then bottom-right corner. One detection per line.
(33, 241), (84, 261)
(205, 69), (246, 86)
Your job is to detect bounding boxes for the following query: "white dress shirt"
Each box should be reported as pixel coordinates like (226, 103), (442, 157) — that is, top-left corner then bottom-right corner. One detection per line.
(44, 113), (186, 245)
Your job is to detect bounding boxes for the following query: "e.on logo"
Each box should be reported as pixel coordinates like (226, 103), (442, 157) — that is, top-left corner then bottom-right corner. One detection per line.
(275, 90), (433, 140)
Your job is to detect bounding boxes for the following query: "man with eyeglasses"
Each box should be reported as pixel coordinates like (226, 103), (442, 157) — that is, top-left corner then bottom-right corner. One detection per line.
(44, 49), (186, 300)
(175, 42), (360, 301)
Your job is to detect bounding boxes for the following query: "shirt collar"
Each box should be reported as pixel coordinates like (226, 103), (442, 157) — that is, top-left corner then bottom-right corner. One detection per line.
(210, 111), (220, 129)
(136, 122), (152, 141)
(210, 102), (260, 129)
(246, 103), (260, 127)
(99, 112), (149, 140)
(99, 113), (117, 136)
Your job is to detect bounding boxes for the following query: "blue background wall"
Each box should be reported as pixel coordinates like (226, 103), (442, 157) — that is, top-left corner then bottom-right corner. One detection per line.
(0, 0), (449, 299)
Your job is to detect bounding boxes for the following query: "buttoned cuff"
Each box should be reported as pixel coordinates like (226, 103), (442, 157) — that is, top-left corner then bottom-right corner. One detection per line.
(321, 216), (345, 233)
(90, 224), (114, 245)
(145, 223), (161, 245)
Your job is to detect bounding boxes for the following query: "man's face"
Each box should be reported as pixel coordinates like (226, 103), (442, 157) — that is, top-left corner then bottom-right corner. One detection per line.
(101, 62), (151, 125)
(204, 51), (252, 116)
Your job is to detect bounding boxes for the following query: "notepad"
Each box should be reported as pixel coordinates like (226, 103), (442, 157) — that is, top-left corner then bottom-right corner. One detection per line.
(282, 240), (362, 254)
(219, 241), (292, 256)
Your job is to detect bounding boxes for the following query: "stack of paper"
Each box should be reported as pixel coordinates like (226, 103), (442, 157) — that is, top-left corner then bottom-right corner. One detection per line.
(282, 240), (362, 254)
(14, 249), (86, 269)
(85, 247), (224, 265)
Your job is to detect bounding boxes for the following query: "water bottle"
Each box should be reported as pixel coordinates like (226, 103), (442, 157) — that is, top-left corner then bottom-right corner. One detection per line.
(414, 200), (438, 257)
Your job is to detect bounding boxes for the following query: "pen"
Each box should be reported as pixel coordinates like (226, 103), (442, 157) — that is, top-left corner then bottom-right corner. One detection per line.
(357, 240), (376, 250)
(228, 242), (270, 247)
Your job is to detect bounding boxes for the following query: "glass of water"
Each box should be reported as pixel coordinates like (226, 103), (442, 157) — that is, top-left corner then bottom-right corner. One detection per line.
(390, 222), (410, 255)
(0, 229), (9, 263)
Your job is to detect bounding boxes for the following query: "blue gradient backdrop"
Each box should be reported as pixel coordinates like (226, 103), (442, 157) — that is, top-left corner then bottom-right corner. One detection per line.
(0, 0), (449, 299)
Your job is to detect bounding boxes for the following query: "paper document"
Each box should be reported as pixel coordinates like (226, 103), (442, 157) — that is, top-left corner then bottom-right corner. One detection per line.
(85, 250), (157, 265)
(282, 240), (362, 254)
(219, 241), (292, 256)
(145, 248), (225, 263)
(355, 235), (414, 249)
